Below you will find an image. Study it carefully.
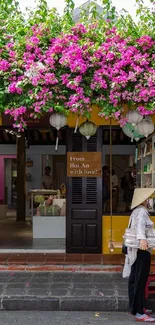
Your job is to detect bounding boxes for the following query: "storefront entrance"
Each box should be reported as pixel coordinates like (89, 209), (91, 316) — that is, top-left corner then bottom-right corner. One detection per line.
(0, 126), (136, 253)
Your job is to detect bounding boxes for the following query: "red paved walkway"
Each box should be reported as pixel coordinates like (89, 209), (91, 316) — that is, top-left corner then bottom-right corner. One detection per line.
(0, 253), (154, 272)
(0, 253), (123, 272)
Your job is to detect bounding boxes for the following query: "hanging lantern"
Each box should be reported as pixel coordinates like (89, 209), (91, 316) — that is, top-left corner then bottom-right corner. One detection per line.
(122, 124), (134, 141)
(49, 113), (67, 131)
(79, 121), (97, 139)
(126, 110), (143, 126)
(109, 241), (114, 253)
(49, 113), (67, 151)
(135, 118), (154, 138)
(122, 123), (144, 142)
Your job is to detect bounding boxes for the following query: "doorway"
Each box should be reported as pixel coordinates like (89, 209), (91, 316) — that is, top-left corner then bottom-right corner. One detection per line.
(106, 154), (132, 212)
(42, 155), (66, 189)
(53, 155), (66, 189)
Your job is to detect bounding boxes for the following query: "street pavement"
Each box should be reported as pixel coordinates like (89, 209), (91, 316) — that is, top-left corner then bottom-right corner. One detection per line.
(0, 311), (148, 325)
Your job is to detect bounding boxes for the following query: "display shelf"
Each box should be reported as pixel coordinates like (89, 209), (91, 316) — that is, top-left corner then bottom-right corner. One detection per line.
(33, 216), (66, 239)
(136, 135), (155, 211)
(28, 189), (66, 239)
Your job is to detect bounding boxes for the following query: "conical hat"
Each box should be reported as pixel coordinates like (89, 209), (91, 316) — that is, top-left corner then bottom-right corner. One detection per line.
(131, 188), (155, 210)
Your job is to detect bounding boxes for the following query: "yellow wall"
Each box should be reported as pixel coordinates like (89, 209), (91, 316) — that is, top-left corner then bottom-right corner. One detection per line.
(0, 105), (120, 128)
(102, 215), (155, 254)
(67, 105), (118, 127)
(67, 105), (155, 127)
(1, 104), (155, 127)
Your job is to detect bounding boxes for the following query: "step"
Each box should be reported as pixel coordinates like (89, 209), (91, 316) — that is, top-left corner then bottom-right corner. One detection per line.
(0, 253), (123, 272)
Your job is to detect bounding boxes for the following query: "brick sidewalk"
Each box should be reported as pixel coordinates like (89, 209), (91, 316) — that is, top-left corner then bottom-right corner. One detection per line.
(0, 271), (129, 311)
(0, 253), (124, 272)
(0, 253), (155, 273)
(0, 270), (154, 311)
(0, 271), (154, 312)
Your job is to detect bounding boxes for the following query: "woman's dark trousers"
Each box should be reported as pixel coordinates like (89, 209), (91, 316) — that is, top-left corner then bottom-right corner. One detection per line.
(128, 249), (151, 315)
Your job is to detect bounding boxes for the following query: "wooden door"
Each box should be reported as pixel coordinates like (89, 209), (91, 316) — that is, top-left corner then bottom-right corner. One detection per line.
(66, 128), (102, 254)
(53, 155), (66, 189)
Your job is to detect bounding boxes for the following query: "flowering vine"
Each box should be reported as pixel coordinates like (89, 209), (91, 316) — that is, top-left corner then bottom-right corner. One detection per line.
(0, 0), (155, 130)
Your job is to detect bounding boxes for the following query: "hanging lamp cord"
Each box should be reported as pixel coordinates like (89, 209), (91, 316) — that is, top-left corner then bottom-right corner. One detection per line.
(110, 118), (113, 244)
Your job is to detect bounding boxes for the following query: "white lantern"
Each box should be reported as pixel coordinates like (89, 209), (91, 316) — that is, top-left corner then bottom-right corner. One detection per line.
(126, 110), (143, 126)
(79, 121), (97, 139)
(49, 113), (67, 151)
(135, 119), (154, 138)
(49, 113), (67, 130)
(122, 125), (134, 142)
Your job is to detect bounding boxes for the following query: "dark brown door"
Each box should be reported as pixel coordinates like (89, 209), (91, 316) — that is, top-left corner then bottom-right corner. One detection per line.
(66, 128), (102, 253)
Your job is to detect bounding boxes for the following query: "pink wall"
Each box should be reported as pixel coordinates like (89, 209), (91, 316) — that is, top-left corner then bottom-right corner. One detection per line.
(0, 155), (16, 202)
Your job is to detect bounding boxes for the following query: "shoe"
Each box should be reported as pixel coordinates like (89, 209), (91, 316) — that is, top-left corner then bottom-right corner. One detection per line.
(143, 308), (152, 316)
(135, 315), (155, 322)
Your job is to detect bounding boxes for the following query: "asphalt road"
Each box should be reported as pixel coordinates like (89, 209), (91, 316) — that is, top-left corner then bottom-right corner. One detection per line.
(0, 311), (148, 325)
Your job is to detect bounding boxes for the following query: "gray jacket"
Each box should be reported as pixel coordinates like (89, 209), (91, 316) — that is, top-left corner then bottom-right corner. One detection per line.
(123, 206), (153, 278)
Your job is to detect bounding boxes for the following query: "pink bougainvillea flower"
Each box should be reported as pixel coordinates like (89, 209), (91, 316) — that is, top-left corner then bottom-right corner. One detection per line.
(138, 106), (155, 116)
(0, 19), (154, 130)
(0, 59), (10, 71)
(30, 36), (40, 45)
(119, 118), (128, 127)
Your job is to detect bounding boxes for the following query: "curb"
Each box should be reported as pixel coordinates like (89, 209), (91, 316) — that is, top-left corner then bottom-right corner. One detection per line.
(0, 295), (129, 311)
(0, 265), (123, 272)
(0, 296), (153, 312)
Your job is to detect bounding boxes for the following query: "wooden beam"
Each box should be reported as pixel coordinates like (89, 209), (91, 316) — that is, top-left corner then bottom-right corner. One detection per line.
(16, 135), (26, 222)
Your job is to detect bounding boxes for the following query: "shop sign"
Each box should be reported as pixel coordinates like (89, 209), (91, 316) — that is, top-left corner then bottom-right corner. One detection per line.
(67, 152), (102, 177)
(1, 113), (51, 128)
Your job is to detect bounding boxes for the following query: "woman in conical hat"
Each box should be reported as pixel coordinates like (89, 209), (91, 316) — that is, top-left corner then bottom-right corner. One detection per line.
(123, 188), (155, 322)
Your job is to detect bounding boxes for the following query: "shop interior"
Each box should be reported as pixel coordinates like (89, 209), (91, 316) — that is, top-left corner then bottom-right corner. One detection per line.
(0, 127), (137, 251)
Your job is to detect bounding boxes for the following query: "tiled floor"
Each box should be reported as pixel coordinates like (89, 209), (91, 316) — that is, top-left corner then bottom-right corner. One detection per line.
(0, 253), (112, 265)
(0, 238), (65, 250)
(0, 219), (65, 250)
(0, 253), (151, 266)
